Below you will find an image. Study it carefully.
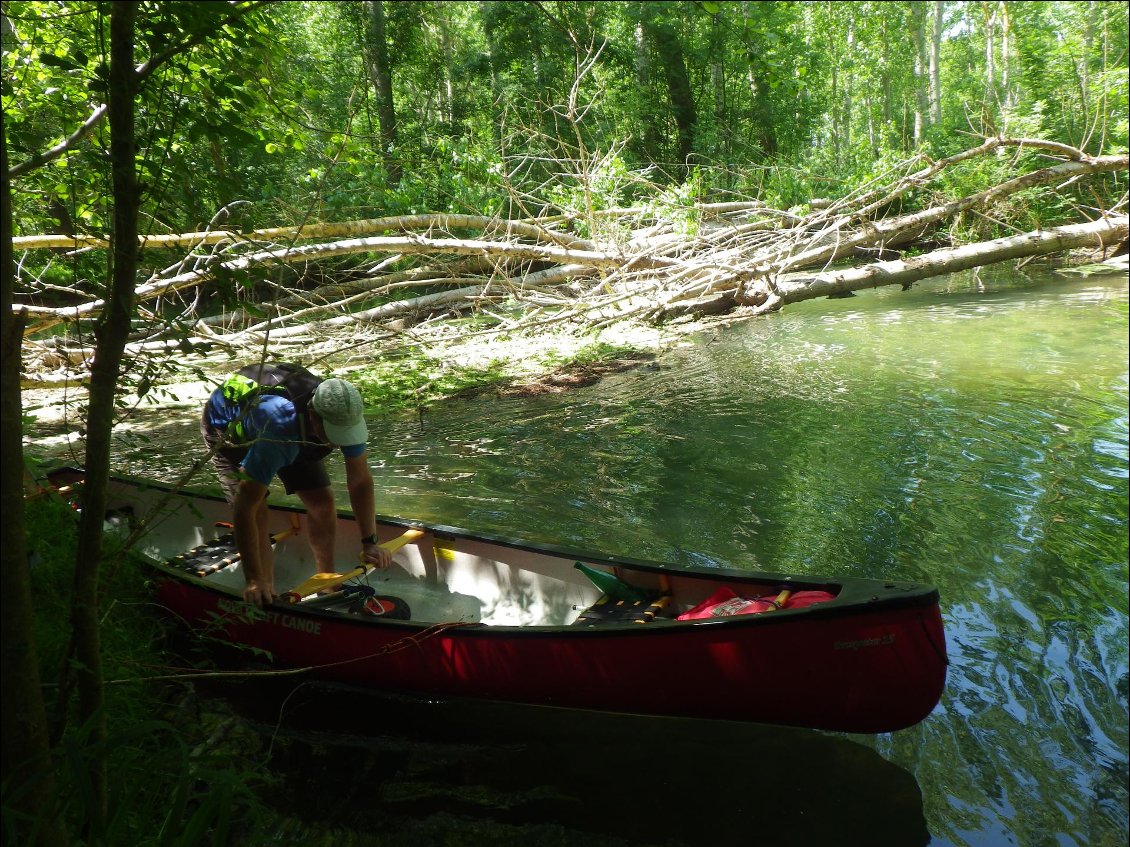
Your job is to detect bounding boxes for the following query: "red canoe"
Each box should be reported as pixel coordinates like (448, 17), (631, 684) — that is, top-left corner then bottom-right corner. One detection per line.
(96, 472), (947, 733)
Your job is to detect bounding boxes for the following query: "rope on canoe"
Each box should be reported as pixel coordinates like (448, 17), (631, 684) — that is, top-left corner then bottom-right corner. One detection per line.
(304, 621), (482, 672)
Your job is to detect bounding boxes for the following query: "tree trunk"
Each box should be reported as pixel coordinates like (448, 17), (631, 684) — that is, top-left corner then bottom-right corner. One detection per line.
(775, 215), (1129, 303)
(982, 1), (998, 133)
(0, 79), (70, 847)
(913, 2), (929, 144)
(711, 19), (727, 166)
(477, 0), (503, 146)
(632, 21), (655, 161)
(68, 2), (140, 828)
(437, 2), (457, 130)
(1078, 0), (1095, 147)
(644, 20), (697, 175)
(999, 0), (1016, 132)
(929, 1), (943, 126)
(881, 13), (893, 138)
(1096, 1), (1110, 150)
(365, 0), (400, 184)
(842, 8), (854, 155)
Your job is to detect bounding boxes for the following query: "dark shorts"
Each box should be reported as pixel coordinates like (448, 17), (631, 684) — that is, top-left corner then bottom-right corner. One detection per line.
(200, 411), (330, 503)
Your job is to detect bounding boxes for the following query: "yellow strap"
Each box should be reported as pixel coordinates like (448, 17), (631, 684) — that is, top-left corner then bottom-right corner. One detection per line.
(280, 528), (424, 603)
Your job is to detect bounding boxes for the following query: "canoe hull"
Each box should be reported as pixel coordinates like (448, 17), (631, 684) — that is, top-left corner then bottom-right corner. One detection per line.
(153, 574), (945, 733)
(93, 471), (947, 733)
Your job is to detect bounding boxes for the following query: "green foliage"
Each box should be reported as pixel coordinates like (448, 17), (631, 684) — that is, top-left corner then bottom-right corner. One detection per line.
(12, 717), (269, 847)
(543, 151), (641, 238)
(651, 166), (704, 236)
(932, 143), (1094, 240)
(5, 0), (1126, 265)
(351, 352), (512, 412)
(22, 498), (80, 671)
(347, 337), (646, 413)
(8, 494), (272, 845)
(540, 339), (641, 368)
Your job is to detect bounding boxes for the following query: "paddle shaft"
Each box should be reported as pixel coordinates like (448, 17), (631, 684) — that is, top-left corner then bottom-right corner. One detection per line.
(281, 528), (425, 603)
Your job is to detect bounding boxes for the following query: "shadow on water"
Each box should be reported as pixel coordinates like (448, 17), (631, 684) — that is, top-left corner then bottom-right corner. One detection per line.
(208, 676), (930, 847)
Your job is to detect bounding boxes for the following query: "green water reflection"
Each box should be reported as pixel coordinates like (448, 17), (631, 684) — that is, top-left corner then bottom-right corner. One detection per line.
(109, 266), (1127, 846)
(359, 268), (1128, 847)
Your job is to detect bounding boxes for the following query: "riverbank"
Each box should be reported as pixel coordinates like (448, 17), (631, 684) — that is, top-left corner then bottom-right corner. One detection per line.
(21, 252), (1121, 441)
(20, 316), (713, 456)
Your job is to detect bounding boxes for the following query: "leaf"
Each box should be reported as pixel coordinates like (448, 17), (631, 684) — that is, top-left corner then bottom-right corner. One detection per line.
(38, 52), (83, 71)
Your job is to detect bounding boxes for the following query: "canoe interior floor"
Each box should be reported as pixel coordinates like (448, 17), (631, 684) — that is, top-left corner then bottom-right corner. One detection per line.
(167, 535), (680, 627)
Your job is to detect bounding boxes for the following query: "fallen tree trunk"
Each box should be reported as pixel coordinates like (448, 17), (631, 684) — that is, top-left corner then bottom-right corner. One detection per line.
(774, 214), (1130, 305)
(17, 234), (683, 328)
(9, 205), (764, 252)
(12, 136), (1130, 369)
(758, 153), (1129, 274)
(658, 214), (1129, 320)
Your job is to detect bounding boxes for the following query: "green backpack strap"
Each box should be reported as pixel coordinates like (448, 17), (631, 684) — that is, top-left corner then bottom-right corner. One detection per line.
(220, 373), (263, 443)
(221, 372), (260, 404)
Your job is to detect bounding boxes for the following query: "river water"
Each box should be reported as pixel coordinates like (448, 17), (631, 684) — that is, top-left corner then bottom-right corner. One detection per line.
(109, 265), (1128, 846)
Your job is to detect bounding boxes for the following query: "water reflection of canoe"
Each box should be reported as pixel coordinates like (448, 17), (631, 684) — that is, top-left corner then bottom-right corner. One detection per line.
(93, 470), (947, 734)
(245, 682), (933, 846)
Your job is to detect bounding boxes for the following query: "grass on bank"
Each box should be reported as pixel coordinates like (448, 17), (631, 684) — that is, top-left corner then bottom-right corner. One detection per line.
(347, 336), (654, 413)
(7, 491), (273, 846)
(11, 486), (634, 847)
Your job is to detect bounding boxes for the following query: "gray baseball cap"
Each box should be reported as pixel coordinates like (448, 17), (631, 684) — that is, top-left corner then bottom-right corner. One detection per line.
(311, 378), (368, 446)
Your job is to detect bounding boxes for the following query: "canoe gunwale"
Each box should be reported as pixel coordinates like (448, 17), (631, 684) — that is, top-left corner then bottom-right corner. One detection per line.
(108, 471), (943, 635)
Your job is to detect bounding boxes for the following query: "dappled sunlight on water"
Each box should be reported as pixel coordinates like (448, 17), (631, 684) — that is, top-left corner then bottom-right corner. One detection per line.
(62, 265), (1130, 846)
(363, 267), (1128, 847)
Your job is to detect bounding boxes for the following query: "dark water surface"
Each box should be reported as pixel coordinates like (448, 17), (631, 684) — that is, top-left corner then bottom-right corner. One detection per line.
(115, 267), (1128, 846)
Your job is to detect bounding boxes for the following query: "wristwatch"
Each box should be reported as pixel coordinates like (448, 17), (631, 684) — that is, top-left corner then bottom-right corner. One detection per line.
(360, 533), (378, 545)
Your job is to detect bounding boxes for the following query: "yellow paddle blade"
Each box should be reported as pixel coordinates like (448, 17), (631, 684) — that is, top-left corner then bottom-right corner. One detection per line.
(281, 528), (425, 603)
(281, 567), (364, 604)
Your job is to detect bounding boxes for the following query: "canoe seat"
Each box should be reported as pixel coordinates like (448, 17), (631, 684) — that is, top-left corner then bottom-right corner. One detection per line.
(170, 534), (239, 577)
(170, 525), (295, 578)
(574, 593), (671, 627)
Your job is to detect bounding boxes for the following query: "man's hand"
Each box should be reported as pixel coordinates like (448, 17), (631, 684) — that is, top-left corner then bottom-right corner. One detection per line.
(243, 578), (275, 607)
(361, 542), (393, 569)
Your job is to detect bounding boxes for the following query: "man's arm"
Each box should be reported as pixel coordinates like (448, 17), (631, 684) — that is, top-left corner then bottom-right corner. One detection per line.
(232, 477), (274, 606)
(343, 452), (391, 568)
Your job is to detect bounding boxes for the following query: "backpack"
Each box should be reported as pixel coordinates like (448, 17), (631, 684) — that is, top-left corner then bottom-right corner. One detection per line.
(220, 363), (322, 445)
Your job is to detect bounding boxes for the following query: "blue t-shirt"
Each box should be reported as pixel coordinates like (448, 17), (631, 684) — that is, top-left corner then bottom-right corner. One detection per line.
(205, 390), (366, 485)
